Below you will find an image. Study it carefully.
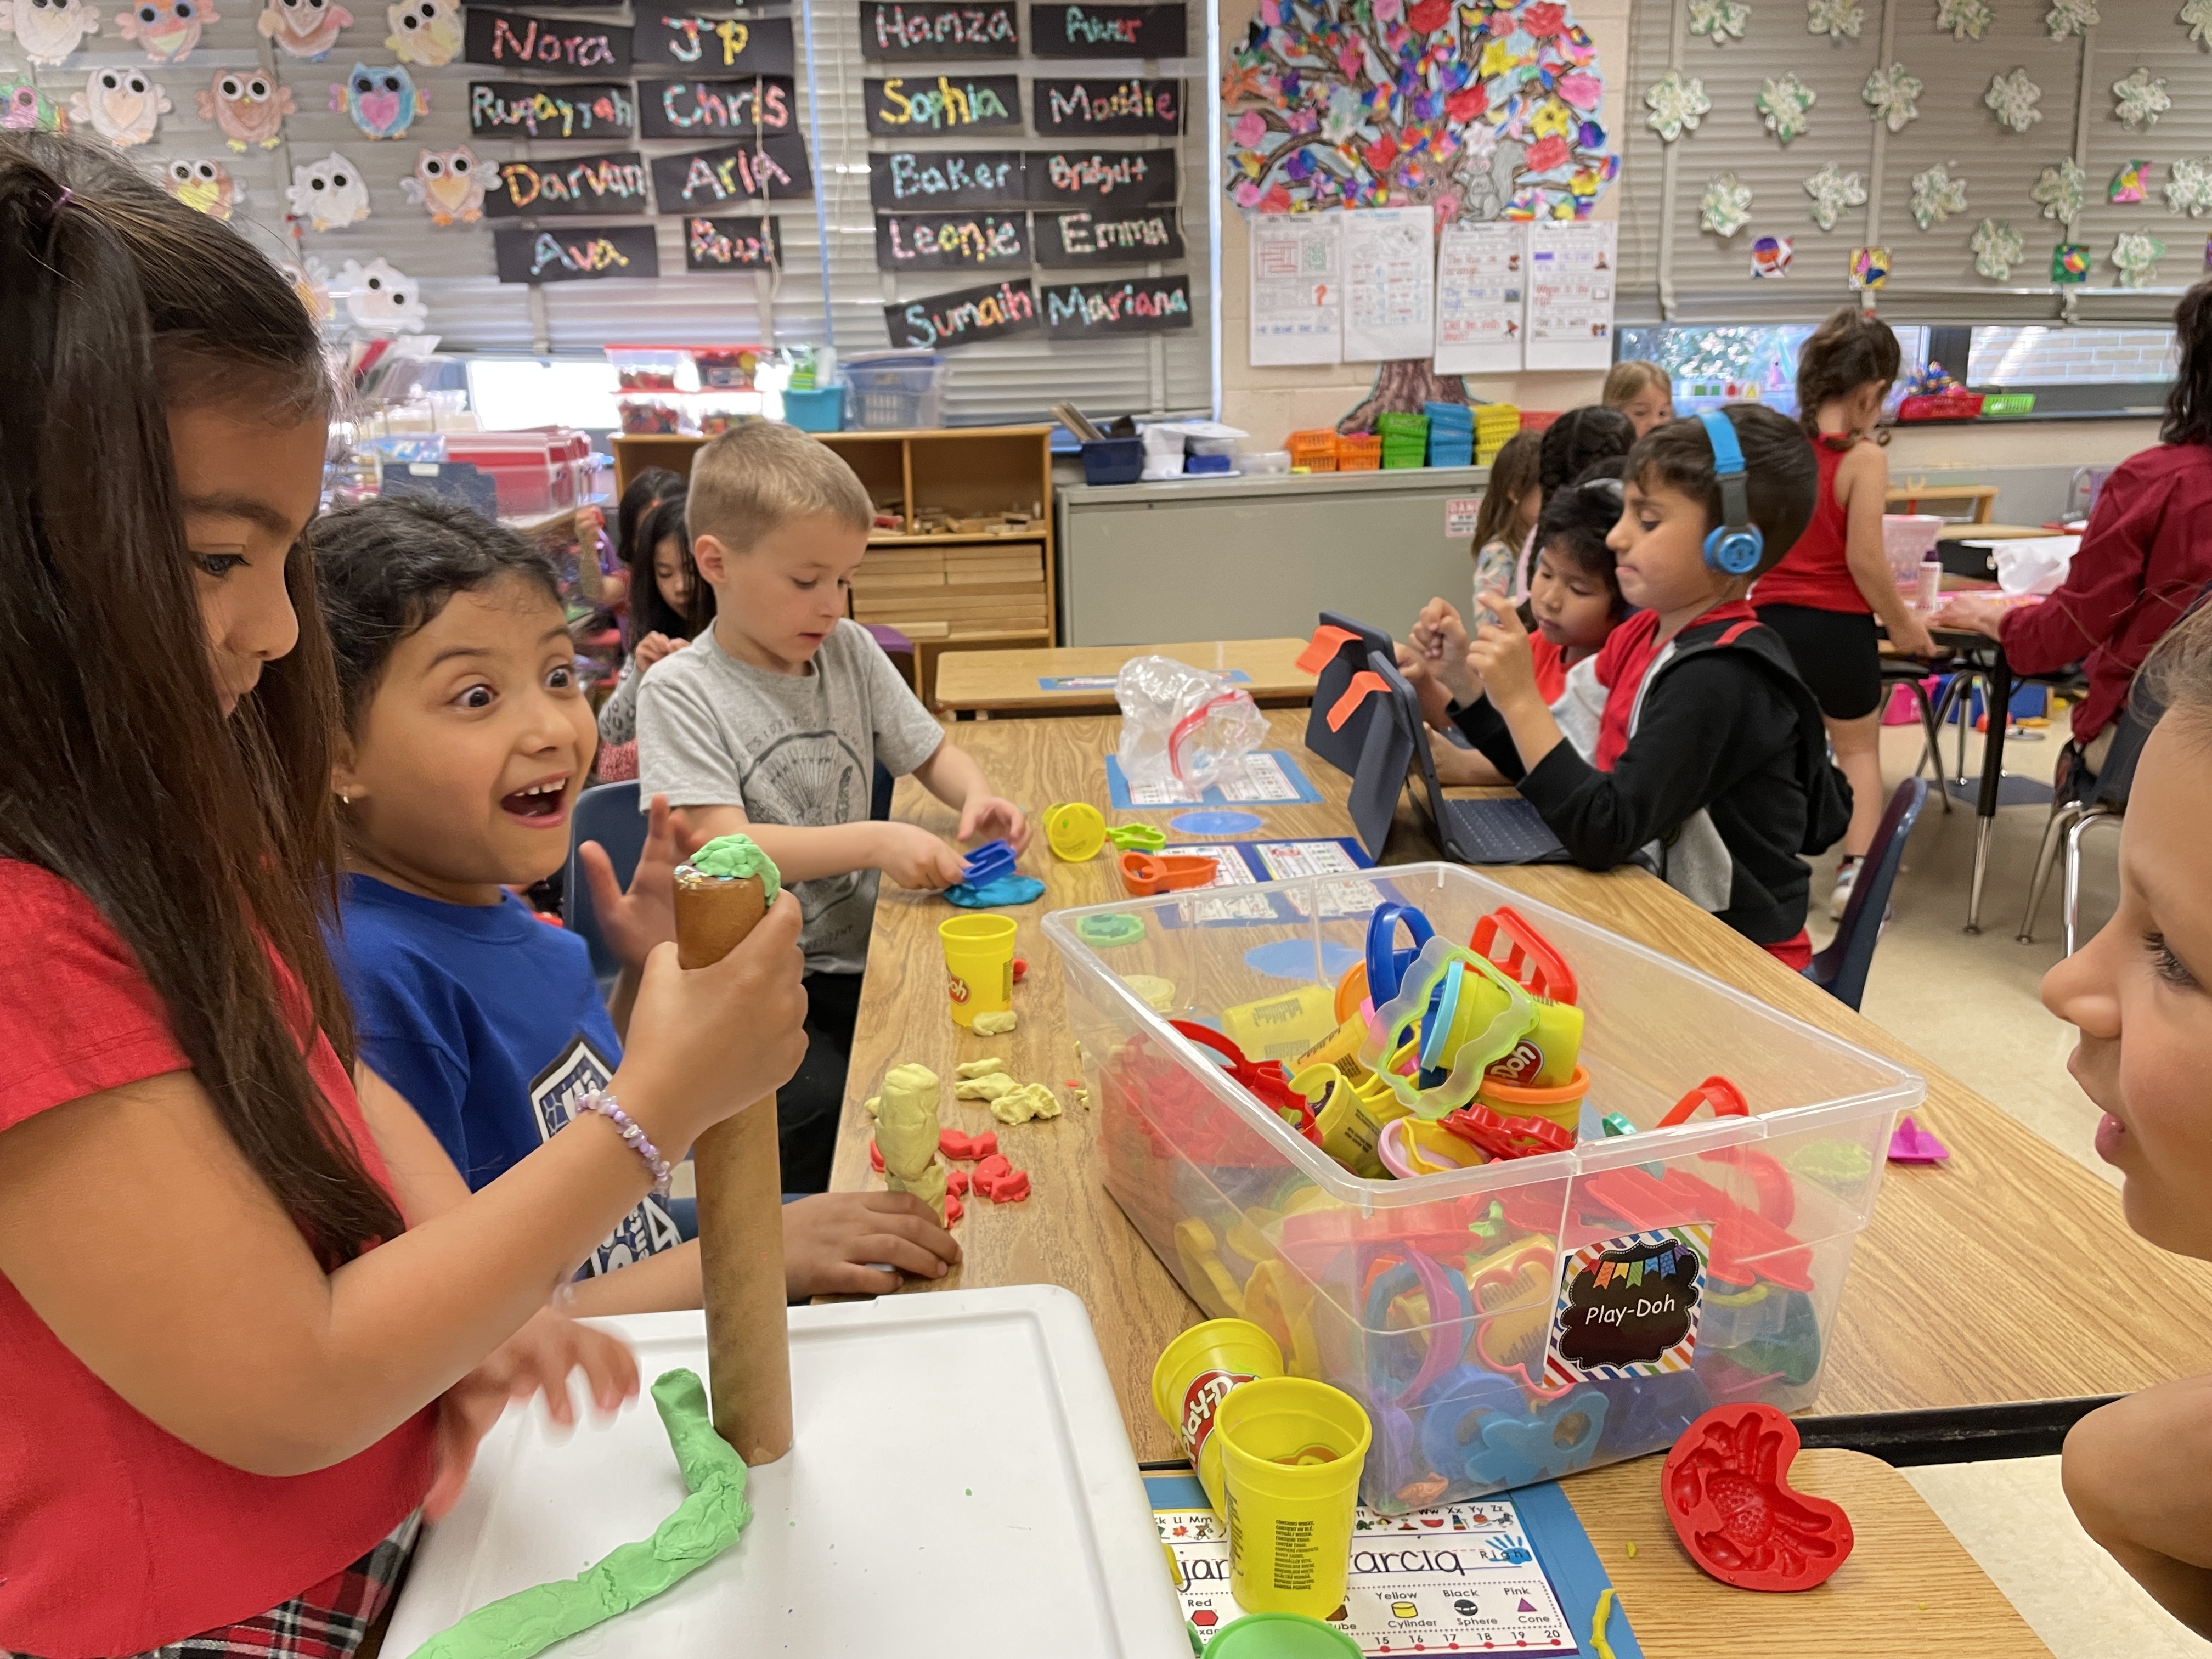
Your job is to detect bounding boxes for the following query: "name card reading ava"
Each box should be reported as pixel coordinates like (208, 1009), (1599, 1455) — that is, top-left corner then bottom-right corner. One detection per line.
(1034, 76), (1178, 134)
(636, 75), (794, 139)
(494, 223), (660, 283)
(685, 214), (780, 270)
(875, 210), (1030, 270)
(486, 151), (650, 217)
(469, 80), (634, 139)
(885, 278), (1040, 348)
(860, 1), (1018, 58)
(464, 10), (631, 71)
(864, 74), (1022, 133)
(1041, 273), (1190, 336)
(648, 132), (814, 207)
(1030, 3), (1184, 57)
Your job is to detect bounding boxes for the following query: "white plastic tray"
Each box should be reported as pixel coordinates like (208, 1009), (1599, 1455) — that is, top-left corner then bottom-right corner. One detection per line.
(385, 1286), (1187, 1658)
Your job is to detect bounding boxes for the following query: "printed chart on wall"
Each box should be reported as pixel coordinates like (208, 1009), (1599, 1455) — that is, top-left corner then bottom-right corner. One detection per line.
(1342, 205), (1433, 362)
(1435, 220), (1525, 375)
(1525, 221), (1616, 372)
(1249, 211), (1342, 366)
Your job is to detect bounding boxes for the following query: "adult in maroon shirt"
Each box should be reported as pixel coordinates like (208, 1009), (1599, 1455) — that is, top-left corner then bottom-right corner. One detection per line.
(1940, 280), (2212, 789)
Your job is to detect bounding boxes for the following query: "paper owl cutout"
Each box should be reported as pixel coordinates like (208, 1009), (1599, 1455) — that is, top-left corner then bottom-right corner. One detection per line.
(70, 65), (170, 145)
(400, 144), (486, 225)
(337, 256), (428, 332)
(160, 156), (241, 219)
(285, 148), (370, 229)
(197, 66), (296, 149)
(257, 0), (350, 59)
(279, 255), (336, 324)
(2, 0), (101, 65)
(383, 0), (458, 66)
(0, 75), (67, 129)
(331, 61), (427, 138)
(116, 0), (215, 61)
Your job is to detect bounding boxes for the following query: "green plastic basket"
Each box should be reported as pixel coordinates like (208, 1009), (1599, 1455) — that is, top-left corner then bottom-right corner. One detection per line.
(1980, 393), (2036, 417)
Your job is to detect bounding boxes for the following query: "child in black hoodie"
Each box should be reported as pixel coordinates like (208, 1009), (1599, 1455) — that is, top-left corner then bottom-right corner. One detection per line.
(1444, 404), (1850, 967)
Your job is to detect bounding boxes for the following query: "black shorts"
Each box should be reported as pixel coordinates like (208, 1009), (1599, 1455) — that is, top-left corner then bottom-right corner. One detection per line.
(1756, 604), (1882, 721)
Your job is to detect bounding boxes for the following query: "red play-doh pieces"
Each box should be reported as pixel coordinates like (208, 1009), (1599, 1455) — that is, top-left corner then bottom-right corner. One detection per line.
(975, 1165), (1030, 1203)
(944, 1194), (963, 1223)
(1013, 957), (1028, 983)
(974, 1152), (1011, 1182)
(947, 1167), (969, 1197)
(939, 1128), (998, 1162)
(1662, 1404), (1854, 1592)
(867, 1137), (883, 1174)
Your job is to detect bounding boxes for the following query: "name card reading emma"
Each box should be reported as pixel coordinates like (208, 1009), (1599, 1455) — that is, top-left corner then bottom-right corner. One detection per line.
(875, 210), (1029, 270)
(469, 80), (634, 139)
(639, 12), (795, 73)
(860, 1), (1018, 58)
(465, 10), (631, 71)
(1041, 273), (1189, 336)
(649, 133), (814, 207)
(486, 152), (650, 217)
(494, 223), (659, 283)
(1030, 3), (1184, 57)
(686, 214), (780, 270)
(1036, 146), (1173, 203)
(864, 74), (1022, 133)
(885, 277), (1040, 349)
(1034, 77), (1178, 134)
(870, 149), (1023, 209)
(1035, 206), (1180, 264)
(637, 76), (793, 139)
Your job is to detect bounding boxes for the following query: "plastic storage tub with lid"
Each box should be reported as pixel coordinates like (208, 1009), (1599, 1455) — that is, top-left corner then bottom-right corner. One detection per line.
(1043, 863), (1922, 1512)
(843, 351), (949, 430)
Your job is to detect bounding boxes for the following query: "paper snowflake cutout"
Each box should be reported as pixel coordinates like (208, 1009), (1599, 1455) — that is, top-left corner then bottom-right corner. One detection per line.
(1984, 69), (2041, 132)
(2112, 229), (2166, 287)
(1936, 0), (1993, 38)
(1807, 0), (1864, 37)
(1971, 217), (2023, 279)
(1758, 73), (1816, 143)
(2114, 68), (2171, 129)
(2168, 157), (2212, 217)
(1690, 0), (1751, 42)
(1863, 63), (1922, 132)
(1645, 69), (1712, 140)
(2032, 157), (2085, 222)
(2186, 0), (2212, 47)
(1804, 161), (1867, 229)
(2046, 0), (2097, 36)
(1701, 172), (1754, 237)
(1910, 163), (1967, 229)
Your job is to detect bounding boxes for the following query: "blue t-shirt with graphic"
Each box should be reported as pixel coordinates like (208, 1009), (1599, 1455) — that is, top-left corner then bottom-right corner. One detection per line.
(330, 874), (681, 1276)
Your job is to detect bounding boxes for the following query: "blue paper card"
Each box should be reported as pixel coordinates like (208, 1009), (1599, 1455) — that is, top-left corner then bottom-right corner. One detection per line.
(1104, 749), (1322, 809)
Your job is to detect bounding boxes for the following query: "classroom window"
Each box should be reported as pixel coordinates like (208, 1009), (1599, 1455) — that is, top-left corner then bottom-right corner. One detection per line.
(1615, 324), (1930, 421)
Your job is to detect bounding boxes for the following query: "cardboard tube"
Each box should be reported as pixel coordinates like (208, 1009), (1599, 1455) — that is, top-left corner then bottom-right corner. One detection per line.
(674, 866), (793, 1466)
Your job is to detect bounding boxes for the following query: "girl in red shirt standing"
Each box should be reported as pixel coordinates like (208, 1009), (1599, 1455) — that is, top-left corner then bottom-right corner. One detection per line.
(1755, 308), (1938, 918)
(0, 134), (808, 1659)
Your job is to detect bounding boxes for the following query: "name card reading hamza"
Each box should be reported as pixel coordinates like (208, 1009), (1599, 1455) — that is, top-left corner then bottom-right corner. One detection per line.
(639, 12), (795, 72)
(686, 214), (780, 270)
(465, 9), (631, 70)
(1030, 2), (1185, 57)
(494, 223), (659, 283)
(865, 74), (1022, 133)
(470, 81), (634, 139)
(485, 151), (649, 217)
(860, 1), (1019, 58)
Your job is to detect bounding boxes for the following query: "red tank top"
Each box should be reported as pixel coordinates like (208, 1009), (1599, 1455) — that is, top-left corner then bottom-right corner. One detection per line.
(1752, 435), (1868, 614)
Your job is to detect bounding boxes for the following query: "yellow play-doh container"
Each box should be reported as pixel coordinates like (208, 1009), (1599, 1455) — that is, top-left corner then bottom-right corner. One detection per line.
(1476, 1063), (1592, 1138)
(1045, 800), (1107, 861)
(1215, 1378), (1372, 1620)
(1152, 1318), (1285, 1516)
(938, 913), (1016, 1029)
(1484, 999), (1586, 1089)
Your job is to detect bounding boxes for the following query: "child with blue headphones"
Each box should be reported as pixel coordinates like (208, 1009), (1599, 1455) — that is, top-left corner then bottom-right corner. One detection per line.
(1453, 404), (1853, 966)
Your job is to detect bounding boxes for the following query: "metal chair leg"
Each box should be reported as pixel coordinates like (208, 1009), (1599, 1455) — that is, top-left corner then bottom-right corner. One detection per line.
(2063, 805), (2125, 958)
(1950, 672), (1988, 788)
(2017, 799), (2085, 943)
(1909, 678), (1951, 813)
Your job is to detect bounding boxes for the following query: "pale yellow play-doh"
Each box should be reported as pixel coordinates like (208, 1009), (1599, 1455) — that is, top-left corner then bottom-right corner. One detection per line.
(955, 1057), (1008, 1080)
(972, 1009), (1018, 1035)
(988, 1082), (1062, 1126)
(876, 1063), (946, 1221)
(954, 1072), (1017, 1102)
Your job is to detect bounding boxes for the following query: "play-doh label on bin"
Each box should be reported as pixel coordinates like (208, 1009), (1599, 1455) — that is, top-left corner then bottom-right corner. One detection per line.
(1541, 1224), (1711, 1387)
(1180, 1369), (1250, 1466)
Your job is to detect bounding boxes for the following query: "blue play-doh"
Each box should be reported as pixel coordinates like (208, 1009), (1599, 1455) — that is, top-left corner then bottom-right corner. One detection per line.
(1364, 902), (1435, 1006)
(1418, 1365), (1530, 1485)
(1243, 938), (1362, 984)
(1171, 809), (1266, 835)
(943, 874), (1045, 908)
(1465, 1386), (1609, 1488)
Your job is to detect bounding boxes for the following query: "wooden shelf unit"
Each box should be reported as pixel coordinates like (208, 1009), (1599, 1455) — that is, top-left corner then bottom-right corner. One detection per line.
(612, 425), (1057, 704)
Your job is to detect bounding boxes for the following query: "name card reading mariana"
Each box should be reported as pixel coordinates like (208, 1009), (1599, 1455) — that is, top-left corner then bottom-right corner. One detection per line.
(1041, 273), (1190, 336)
(494, 223), (659, 283)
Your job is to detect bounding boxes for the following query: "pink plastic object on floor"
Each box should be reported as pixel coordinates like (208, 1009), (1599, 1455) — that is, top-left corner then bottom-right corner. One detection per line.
(1887, 1114), (1950, 1163)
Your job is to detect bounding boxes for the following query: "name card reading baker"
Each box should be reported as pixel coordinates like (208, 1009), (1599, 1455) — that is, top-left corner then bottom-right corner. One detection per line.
(884, 277), (1040, 349)
(1036, 147), (1173, 204)
(637, 76), (794, 139)
(486, 151), (649, 217)
(860, 1), (1018, 58)
(870, 149), (1024, 210)
(686, 214), (780, 270)
(470, 81), (634, 139)
(640, 12), (795, 73)
(876, 210), (1029, 270)
(494, 223), (659, 284)
(864, 74), (1022, 133)
(1034, 206), (1180, 265)
(465, 9), (631, 71)
(1030, 3), (1184, 57)
(1034, 76), (1179, 134)
(650, 132), (814, 208)
(1041, 273), (1189, 336)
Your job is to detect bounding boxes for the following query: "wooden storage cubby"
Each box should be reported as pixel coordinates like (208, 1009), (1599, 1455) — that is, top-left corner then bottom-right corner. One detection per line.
(612, 424), (1055, 706)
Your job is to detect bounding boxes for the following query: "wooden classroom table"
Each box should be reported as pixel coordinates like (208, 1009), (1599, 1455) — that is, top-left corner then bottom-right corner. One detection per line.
(932, 637), (1317, 716)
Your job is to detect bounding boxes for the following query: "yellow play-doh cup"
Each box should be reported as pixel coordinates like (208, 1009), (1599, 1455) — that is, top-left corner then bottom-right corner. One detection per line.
(1045, 800), (1107, 861)
(1151, 1318), (1285, 1516)
(1482, 999), (1585, 1089)
(939, 913), (1017, 1029)
(1476, 1063), (1592, 1138)
(1215, 1378), (1372, 1620)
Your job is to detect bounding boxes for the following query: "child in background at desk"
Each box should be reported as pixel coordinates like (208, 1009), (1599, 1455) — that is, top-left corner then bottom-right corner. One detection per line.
(317, 495), (959, 1306)
(1602, 359), (1675, 436)
(595, 489), (714, 782)
(1511, 405), (1637, 596)
(1753, 306), (1937, 919)
(637, 420), (1029, 1194)
(1447, 407), (1850, 964)
(2051, 608), (2212, 1638)
(0, 132), (804, 1659)
(1469, 429), (1542, 600)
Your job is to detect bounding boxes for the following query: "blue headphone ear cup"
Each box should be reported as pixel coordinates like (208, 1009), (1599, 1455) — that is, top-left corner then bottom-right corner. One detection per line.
(1705, 525), (1763, 575)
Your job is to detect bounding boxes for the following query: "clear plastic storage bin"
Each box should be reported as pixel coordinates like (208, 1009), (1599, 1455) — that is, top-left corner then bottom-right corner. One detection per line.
(606, 346), (689, 393)
(1043, 864), (1922, 1511)
(843, 352), (948, 430)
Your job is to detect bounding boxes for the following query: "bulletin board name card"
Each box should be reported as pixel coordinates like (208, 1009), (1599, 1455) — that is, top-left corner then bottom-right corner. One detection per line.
(486, 151), (650, 217)
(494, 223), (659, 283)
(469, 80), (634, 139)
(876, 210), (1030, 270)
(864, 74), (1023, 133)
(1034, 77), (1178, 134)
(464, 10), (631, 72)
(649, 133), (815, 208)
(636, 76), (795, 139)
(1029, 3), (1184, 57)
(1042, 273), (1189, 336)
(885, 278), (1040, 349)
(860, 1), (1020, 58)
(639, 13), (795, 74)
(867, 146), (1172, 209)
(1034, 206), (1180, 264)
(686, 214), (780, 270)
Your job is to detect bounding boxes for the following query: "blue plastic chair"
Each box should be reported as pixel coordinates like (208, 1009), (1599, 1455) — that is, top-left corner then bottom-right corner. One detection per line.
(565, 781), (645, 997)
(1803, 778), (1929, 1012)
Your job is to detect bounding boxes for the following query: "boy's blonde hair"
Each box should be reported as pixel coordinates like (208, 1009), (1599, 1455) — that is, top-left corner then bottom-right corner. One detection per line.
(1602, 359), (1669, 407)
(686, 419), (873, 555)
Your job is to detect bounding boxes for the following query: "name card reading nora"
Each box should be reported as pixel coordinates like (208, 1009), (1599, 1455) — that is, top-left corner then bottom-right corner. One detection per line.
(686, 214), (780, 270)
(1030, 2), (1184, 57)
(884, 278), (1039, 349)
(465, 10), (631, 71)
(876, 210), (1029, 270)
(648, 133), (814, 207)
(864, 74), (1022, 133)
(494, 223), (659, 284)
(1035, 77), (1179, 134)
(1036, 147), (1173, 203)
(1041, 273), (1189, 336)
(1035, 206), (1180, 265)
(639, 13), (795, 73)
(470, 81), (634, 139)
(637, 76), (793, 139)
(486, 151), (649, 217)
(860, 1), (1018, 58)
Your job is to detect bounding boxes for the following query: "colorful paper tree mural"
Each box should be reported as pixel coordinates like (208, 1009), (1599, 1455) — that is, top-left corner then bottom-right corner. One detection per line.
(1222, 0), (1619, 223)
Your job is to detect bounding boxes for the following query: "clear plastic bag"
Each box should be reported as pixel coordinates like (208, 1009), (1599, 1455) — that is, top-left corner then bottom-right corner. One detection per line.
(1115, 656), (1268, 797)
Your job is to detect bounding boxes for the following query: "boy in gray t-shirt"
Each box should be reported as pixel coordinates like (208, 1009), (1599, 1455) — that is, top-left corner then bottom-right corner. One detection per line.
(636, 421), (1028, 1192)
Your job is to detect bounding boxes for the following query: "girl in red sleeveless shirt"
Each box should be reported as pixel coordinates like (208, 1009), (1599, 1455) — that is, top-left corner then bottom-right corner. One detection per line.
(1754, 308), (1938, 919)
(0, 135), (808, 1659)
